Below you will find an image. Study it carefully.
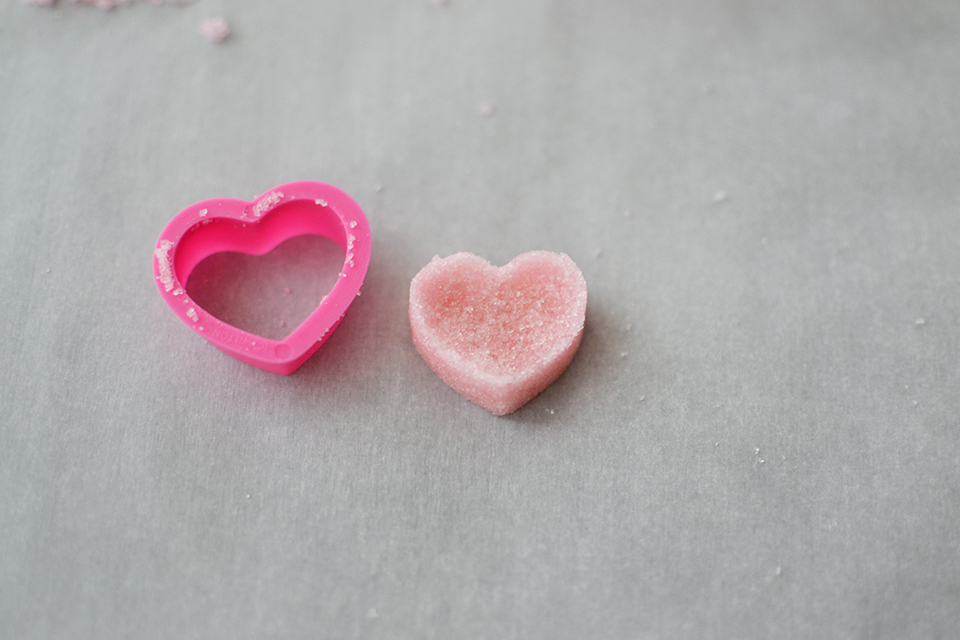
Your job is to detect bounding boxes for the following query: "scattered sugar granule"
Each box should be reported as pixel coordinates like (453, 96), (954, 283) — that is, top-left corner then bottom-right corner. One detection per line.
(349, 220), (358, 228)
(83, 0), (111, 9)
(54, 0), (129, 9)
(915, 318), (926, 325)
(186, 308), (199, 322)
(479, 103), (495, 116)
(201, 17), (230, 43)
(198, 208), (208, 217)
(373, 183), (384, 192)
(315, 199), (327, 206)
(30, 0), (194, 8)
(154, 240), (176, 292)
(713, 190), (728, 203)
(251, 190), (283, 217)
(279, 320), (286, 328)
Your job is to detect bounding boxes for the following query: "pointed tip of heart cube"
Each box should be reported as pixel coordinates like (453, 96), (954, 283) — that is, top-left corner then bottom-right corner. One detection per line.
(409, 251), (587, 416)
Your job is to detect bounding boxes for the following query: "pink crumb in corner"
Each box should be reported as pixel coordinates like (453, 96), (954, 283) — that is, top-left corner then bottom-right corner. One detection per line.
(33, 0), (195, 9)
(201, 17), (230, 43)
(66, 0), (130, 9)
(409, 251), (587, 416)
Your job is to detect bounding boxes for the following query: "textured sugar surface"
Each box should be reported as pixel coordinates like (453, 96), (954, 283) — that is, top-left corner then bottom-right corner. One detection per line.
(417, 256), (583, 376)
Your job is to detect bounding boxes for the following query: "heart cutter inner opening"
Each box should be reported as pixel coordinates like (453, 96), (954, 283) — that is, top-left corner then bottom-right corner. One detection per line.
(185, 234), (345, 341)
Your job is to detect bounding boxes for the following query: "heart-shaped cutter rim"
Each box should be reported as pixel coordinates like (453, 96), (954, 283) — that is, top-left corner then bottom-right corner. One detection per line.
(153, 180), (371, 375)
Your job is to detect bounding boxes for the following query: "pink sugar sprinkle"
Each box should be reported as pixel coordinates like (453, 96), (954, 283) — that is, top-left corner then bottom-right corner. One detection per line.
(65, 0), (130, 8)
(29, 0), (193, 9)
(201, 17), (230, 43)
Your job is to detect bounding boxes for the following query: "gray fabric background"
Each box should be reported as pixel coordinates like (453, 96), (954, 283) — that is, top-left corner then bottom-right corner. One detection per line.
(2, 1), (959, 638)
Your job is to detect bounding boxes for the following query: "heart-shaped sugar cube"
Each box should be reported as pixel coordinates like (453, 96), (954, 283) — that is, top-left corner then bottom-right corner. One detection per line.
(409, 251), (587, 415)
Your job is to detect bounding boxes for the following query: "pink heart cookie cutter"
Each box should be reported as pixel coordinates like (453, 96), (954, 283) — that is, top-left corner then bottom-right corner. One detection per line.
(153, 181), (371, 375)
